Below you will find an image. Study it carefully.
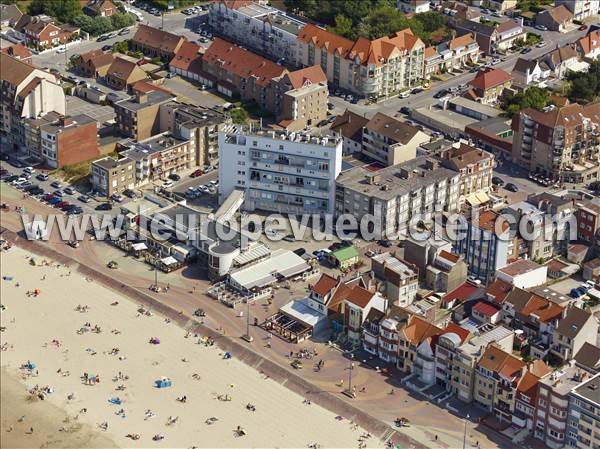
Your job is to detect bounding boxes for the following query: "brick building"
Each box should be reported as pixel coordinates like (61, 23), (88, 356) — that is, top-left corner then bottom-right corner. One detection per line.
(39, 115), (99, 168)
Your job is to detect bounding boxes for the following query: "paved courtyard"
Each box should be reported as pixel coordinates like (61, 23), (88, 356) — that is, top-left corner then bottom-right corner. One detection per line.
(66, 96), (115, 124)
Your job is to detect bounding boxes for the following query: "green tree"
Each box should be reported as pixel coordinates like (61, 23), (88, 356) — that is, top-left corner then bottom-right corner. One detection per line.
(111, 39), (130, 54)
(283, 0), (318, 16)
(28, 0), (82, 23)
(501, 86), (550, 117)
(110, 12), (135, 30)
(230, 107), (248, 125)
(570, 76), (597, 101)
(414, 11), (446, 33)
(329, 14), (354, 40)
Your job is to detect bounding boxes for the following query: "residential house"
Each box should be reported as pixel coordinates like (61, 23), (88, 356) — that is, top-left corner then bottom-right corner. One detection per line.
(551, 305), (599, 362)
(404, 235), (453, 277)
(503, 201), (556, 261)
(371, 252), (419, 307)
(528, 191), (576, 256)
(464, 68), (513, 105)
(83, 0), (118, 17)
(575, 200), (600, 244)
(511, 103), (600, 183)
(472, 301), (502, 324)
(39, 115), (98, 168)
(440, 143), (494, 206)
(567, 243), (591, 264)
(573, 342), (600, 373)
(330, 110), (369, 155)
(542, 44), (582, 79)
(74, 49), (114, 78)
(426, 250), (468, 294)
(208, 0), (306, 67)
(397, 0), (430, 14)
(455, 209), (512, 284)
(1, 44), (32, 63)
(104, 56), (147, 90)
(513, 371), (543, 431)
(442, 1), (481, 25)
(577, 30), (600, 60)
(583, 258), (600, 282)
(495, 19), (527, 52)
(91, 155), (136, 197)
(483, 0), (517, 11)
(451, 325), (515, 401)
(131, 24), (186, 60)
(0, 3), (22, 30)
(500, 288), (563, 358)
(297, 24), (425, 100)
(511, 58), (550, 86)
(330, 246), (359, 270)
(0, 53), (65, 152)
(202, 38), (329, 131)
(114, 90), (176, 141)
(15, 15), (79, 50)
(397, 315), (442, 374)
(455, 19), (525, 55)
(496, 259), (547, 289)
(362, 305), (411, 363)
(535, 5), (573, 32)
(485, 278), (513, 304)
(361, 112), (430, 166)
(473, 344), (526, 421)
(423, 33), (480, 79)
(169, 41), (203, 81)
(433, 322), (470, 391)
(555, 0), (599, 21)
(339, 287), (387, 346)
(565, 373), (600, 449)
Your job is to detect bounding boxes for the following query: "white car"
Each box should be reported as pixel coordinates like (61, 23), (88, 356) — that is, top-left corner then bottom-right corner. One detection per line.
(162, 180), (174, 189)
(56, 46), (66, 54)
(23, 166), (35, 174)
(209, 180), (218, 186)
(111, 193), (124, 203)
(398, 91), (410, 99)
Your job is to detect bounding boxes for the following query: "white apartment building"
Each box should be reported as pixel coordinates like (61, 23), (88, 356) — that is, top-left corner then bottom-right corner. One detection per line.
(218, 128), (342, 216)
(335, 156), (461, 239)
(555, 0), (599, 20)
(208, 0), (305, 66)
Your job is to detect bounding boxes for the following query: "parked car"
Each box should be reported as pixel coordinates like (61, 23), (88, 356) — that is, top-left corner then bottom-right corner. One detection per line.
(118, 28), (130, 35)
(53, 190), (64, 197)
(400, 106), (412, 115)
(102, 44), (112, 51)
(327, 102), (335, 110)
(521, 47), (532, 54)
(162, 180), (174, 189)
(579, 25), (588, 31)
(110, 193), (124, 202)
(56, 200), (69, 209)
(492, 176), (504, 186)
(168, 173), (180, 182)
(535, 25), (548, 31)
(536, 41), (547, 48)
(433, 89), (449, 99)
(293, 248), (306, 256)
(48, 197), (62, 205)
(78, 194), (91, 203)
(67, 207), (83, 215)
(97, 34), (109, 42)
(190, 169), (204, 178)
(399, 90), (410, 99)
(95, 203), (112, 211)
(120, 189), (134, 199)
(51, 180), (62, 188)
(64, 187), (75, 195)
(505, 183), (519, 192)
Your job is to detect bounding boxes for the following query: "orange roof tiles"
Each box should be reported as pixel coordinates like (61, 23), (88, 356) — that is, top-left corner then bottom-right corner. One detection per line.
(169, 41), (203, 74)
(441, 322), (470, 343)
(529, 359), (552, 378)
(468, 68), (513, 91)
(449, 33), (476, 50)
(203, 37), (286, 87)
(578, 30), (600, 55)
(473, 301), (501, 317)
(285, 65), (326, 89)
(486, 278), (513, 303)
(517, 371), (540, 394)
(298, 23), (354, 58)
(312, 273), (338, 297)
(479, 345), (525, 379)
(476, 209), (510, 233)
(345, 286), (375, 309)
(1, 43), (31, 60)
(439, 250), (460, 263)
(402, 316), (442, 345)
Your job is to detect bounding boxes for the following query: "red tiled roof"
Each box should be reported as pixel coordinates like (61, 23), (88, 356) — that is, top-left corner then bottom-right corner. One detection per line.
(345, 286), (375, 309)
(402, 315), (442, 345)
(298, 23), (354, 58)
(1, 43), (31, 60)
(441, 322), (470, 343)
(473, 301), (501, 317)
(312, 273), (338, 297)
(132, 24), (185, 54)
(439, 250), (460, 263)
(169, 41), (203, 75)
(468, 68), (513, 91)
(203, 37), (286, 87)
(130, 80), (172, 95)
(486, 278), (512, 303)
(578, 30), (600, 55)
(442, 282), (481, 304)
(517, 371), (540, 394)
(285, 65), (326, 89)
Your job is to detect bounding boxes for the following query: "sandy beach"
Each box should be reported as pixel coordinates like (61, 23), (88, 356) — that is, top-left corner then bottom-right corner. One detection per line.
(0, 246), (380, 449)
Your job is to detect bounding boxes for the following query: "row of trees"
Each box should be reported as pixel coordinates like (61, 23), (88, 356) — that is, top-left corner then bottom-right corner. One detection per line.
(28, 0), (83, 24)
(284, 0), (448, 44)
(73, 12), (135, 36)
(500, 86), (551, 117)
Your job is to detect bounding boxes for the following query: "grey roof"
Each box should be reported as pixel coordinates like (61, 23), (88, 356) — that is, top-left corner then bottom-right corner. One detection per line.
(513, 57), (539, 74)
(40, 114), (96, 134)
(336, 156), (458, 201)
(456, 19), (496, 37)
(572, 373), (600, 405)
(0, 4), (23, 24)
(93, 156), (132, 170)
(120, 133), (187, 159)
(115, 90), (174, 112)
(574, 342), (600, 373)
(555, 306), (593, 339)
(170, 103), (228, 128)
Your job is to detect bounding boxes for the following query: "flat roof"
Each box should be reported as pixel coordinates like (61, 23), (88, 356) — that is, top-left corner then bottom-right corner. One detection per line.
(573, 373), (600, 405)
(280, 297), (326, 327)
(540, 365), (588, 396)
(121, 133), (188, 159)
(372, 252), (416, 279)
(449, 96), (502, 118)
(115, 90), (174, 112)
(459, 325), (513, 356)
(336, 156), (458, 200)
(414, 106), (477, 131)
(230, 249), (310, 290)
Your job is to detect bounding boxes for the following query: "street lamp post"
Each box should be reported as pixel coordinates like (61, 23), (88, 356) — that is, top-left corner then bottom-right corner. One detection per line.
(241, 299), (253, 342)
(343, 354), (355, 398)
(463, 414), (470, 449)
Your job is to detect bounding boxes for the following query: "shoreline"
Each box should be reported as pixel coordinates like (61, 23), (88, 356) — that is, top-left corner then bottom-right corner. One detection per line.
(0, 226), (421, 449)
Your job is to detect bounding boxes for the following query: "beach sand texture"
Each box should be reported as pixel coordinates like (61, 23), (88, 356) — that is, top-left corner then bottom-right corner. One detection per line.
(0, 247), (379, 449)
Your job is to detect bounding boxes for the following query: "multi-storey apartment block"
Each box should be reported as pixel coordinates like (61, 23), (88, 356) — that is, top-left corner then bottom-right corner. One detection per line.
(297, 25), (425, 101)
(208, 0), (305, 66)
(371, 252), (419, 306)
(39, 115), (99, 168)
(511, 103), (600, 183)
(160, 103), (232, 167)
(566, 373), (600, 449)
(335, 157), (461, 239)
(91, 155), (136, 197)
(218, 128), (342, 215)
(1, 53), (65, 152)
(114, 91), (176, 141)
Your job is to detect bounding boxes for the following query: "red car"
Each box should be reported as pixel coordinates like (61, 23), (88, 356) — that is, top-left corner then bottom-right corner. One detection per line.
(579, 25), (588, 31)
(56, 200), (69, 209)
(190, 169), (204, 178)
(43, 194), (55, 202)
